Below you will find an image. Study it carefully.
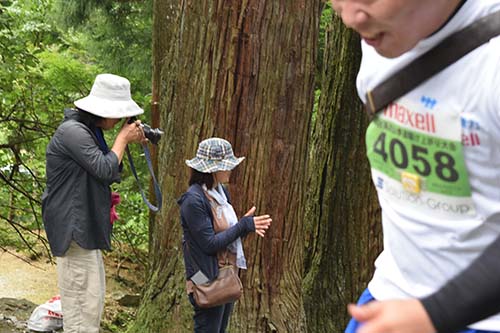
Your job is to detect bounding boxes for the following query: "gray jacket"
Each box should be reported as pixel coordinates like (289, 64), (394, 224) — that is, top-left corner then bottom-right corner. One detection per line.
(42, 108), (121, 256)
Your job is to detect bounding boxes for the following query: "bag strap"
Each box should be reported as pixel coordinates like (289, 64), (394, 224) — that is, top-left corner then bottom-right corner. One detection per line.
(202, 190), (230, 265)
(365, 10), (500, 117)
(126, 144), (162, 212)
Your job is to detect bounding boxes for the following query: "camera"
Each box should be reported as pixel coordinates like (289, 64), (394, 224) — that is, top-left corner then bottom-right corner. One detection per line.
(141, 123), (164, 145)
(128, 117), (164, 145)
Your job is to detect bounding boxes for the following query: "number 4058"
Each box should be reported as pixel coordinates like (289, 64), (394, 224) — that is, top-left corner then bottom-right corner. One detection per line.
(373, 132), (459, 183)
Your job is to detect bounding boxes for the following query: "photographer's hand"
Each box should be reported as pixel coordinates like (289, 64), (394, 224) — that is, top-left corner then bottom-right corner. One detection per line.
(111, 119), (147, 163)
(244, 206), (272, 237)
(125, 119), (148, 144)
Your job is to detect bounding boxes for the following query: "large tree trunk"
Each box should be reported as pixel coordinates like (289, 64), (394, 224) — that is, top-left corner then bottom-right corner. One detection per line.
(302, 13), (382, 332)
(130, 1), (321, 332)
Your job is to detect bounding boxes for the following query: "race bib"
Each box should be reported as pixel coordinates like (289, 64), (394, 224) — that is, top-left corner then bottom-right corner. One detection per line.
(366, 98), (476, 219)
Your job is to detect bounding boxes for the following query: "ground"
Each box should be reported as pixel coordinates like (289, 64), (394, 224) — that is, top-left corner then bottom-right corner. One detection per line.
(0, 248), (144, 333)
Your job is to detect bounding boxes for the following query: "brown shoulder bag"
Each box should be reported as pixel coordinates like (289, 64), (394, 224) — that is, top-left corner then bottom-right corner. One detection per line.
(188, 191), (243, 308)
(191, 263), (242, 308)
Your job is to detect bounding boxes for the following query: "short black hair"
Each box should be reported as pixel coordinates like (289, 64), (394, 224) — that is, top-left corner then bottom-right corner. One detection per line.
(189, 168), (214, 189)
(75, 107), (105, 127)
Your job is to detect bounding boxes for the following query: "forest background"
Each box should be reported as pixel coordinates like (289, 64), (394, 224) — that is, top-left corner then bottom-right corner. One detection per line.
(0, 0), (382, 332)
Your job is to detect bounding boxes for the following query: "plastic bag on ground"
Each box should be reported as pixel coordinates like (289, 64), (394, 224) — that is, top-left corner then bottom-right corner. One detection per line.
(27, 295), (63, 332)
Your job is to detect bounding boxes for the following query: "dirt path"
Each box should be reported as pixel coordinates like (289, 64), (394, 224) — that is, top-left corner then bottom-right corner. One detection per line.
(0, 251), (58, 305)
(0, 249), (142, 333)
(0, 251), (58, 332)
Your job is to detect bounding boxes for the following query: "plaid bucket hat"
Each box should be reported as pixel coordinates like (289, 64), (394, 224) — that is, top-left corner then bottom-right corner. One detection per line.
(186, 138), (245, 173)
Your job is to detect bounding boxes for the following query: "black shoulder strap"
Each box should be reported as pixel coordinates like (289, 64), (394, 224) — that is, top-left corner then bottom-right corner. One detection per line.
(366, 10), (500, 117)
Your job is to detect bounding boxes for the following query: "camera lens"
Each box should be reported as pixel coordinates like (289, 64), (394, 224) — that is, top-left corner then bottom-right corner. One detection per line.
(142, 124), (164, 145)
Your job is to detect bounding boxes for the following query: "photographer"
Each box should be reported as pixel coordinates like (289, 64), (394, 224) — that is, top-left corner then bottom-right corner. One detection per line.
(42, 73), (146, 333)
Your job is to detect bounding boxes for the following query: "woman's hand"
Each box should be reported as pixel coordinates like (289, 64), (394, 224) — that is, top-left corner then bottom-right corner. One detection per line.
(348, 299), (436, 333)
(244, 206), (272, 237)
(118, 119), (147, 145)
(112, 119), (147, 163)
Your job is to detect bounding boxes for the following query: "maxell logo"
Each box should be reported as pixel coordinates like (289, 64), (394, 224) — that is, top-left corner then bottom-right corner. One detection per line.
(462, 133), (481, 146)
(461, 117), (481, 147)
(383, 102), (436, 133)
(421, 96), (437, 109)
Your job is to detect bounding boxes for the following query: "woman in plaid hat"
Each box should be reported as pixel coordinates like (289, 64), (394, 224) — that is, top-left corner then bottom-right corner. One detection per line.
(178, 137), (272, 332)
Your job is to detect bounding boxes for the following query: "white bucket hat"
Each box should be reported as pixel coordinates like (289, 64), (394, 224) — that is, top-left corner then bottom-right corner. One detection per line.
(74, 74), (144, 118)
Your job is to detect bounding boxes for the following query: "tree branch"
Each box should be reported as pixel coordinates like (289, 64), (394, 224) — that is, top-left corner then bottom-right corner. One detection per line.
(0, 170), (42, 204)
(0, 246), (48, 271)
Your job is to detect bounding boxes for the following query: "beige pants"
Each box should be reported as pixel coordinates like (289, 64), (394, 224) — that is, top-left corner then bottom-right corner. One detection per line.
(56, 241), (105, 333)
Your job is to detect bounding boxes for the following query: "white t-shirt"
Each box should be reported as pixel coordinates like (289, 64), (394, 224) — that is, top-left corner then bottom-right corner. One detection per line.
(357, 0), (500, 330)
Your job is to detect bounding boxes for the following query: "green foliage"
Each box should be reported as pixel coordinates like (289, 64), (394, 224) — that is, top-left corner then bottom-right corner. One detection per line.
(103, 309), (137, 333)
(0, 0), (153, 265)
(53, 0), (155, 263)
(55, 0), (154, 262)
(0, 0), (102, 257)
(54, 0), (153, 97)
(316, 2), (333, 88)
(104, 117), (151, 264)
(112, 161), (151, 258)
(37, 49), (100, 97)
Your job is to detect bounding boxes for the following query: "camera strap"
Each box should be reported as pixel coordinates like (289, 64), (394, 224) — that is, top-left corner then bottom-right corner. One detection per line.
(365, 9), (500, 116)
(126, 144), (162, 212)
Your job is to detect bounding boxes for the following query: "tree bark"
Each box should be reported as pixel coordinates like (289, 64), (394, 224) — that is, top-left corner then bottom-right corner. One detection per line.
(130, 0), (321, 332)
(302, 14), (382, 333)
